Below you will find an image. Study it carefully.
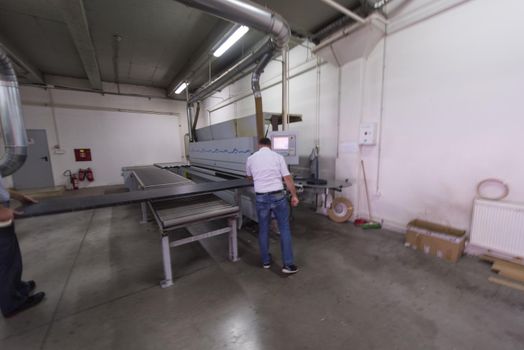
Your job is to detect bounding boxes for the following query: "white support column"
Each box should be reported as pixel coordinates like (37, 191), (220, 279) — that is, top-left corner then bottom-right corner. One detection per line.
(160, 235), (174, 288)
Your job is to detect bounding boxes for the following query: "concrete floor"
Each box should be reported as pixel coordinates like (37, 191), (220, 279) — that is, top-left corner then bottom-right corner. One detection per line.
(1, 197), (524, 349)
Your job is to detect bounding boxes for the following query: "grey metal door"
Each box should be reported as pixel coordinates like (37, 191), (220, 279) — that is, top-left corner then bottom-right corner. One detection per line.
(12, 129), (54, 190)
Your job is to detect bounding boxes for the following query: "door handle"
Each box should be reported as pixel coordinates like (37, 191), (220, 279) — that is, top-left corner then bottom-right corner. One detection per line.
(40, 156), (49, 162)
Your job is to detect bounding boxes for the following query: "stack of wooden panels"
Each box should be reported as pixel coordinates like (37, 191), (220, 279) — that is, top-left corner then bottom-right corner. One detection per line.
(482, 255), (524, 292)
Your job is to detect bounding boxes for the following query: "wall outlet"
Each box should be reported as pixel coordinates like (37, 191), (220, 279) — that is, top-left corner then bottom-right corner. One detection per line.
(359, 123), (377, 145)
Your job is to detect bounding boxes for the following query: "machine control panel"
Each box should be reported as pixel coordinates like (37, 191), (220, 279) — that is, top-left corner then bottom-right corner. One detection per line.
(269, 131), (298, 165)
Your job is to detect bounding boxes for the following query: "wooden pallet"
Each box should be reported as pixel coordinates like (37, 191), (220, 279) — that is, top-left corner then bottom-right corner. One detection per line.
(468, 243), (524, 266)
(485, 256), (524, 292)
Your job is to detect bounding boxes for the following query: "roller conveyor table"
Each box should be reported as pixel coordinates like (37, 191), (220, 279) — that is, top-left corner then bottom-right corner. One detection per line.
(124, 166), (243, 288)
(150, 194), (239, 230)
(123, 165), (192, 189)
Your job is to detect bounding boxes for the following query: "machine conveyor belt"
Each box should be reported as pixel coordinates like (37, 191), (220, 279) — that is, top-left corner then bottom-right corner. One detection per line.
(149, 194), (239, 230)
(126, 165), (192, 188)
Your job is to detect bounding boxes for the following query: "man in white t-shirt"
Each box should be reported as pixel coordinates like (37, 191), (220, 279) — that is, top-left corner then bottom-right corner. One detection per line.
(246, 138), (299, 274)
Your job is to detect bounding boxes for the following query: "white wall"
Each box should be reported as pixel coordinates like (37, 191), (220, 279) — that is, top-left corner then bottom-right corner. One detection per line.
(201, 0), (524, 233)
(337, 0), (524, 231)
(9, 84), (186, 188)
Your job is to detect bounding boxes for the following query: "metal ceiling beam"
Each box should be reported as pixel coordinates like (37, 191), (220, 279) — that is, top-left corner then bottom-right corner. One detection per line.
(0, 34), (45, 85)
(311, 1), (365, 44)
(50, 0), (103, 90)
(319, 0), (366, 23)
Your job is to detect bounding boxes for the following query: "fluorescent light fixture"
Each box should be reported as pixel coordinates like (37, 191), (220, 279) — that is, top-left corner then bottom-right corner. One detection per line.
(174, 82), (188, 95)
(373, 0), (391, 8)
(213, 26), (249, 58)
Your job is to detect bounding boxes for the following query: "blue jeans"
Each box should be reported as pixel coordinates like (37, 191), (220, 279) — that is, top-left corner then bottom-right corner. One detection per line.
(256, 191), (294, 266)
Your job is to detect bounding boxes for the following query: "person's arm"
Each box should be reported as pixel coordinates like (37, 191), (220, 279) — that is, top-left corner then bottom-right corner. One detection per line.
(246, 158), (253, 182)
(278, 156), (299, 207)
(8, 190), (38, 204)
(0, 206), (14, 222)
(283, 175), (299, 207)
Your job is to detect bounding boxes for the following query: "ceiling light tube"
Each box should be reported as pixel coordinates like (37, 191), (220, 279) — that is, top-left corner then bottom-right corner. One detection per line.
(174, 82), (188, 94)
(213, 26), (249, 58)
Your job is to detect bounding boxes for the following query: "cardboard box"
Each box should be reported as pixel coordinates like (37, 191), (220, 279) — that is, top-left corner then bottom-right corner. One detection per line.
(405, 219), (466, 263)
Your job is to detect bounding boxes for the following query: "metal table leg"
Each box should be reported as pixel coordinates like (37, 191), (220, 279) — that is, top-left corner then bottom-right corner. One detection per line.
(140, 202), (149, 224)
(234, 189), (243, 229)
(228, 217), (239, 262)
(160, 234), (174, 288)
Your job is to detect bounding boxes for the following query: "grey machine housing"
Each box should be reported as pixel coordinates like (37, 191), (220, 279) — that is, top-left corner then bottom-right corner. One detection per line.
(188, 113), (301, 222)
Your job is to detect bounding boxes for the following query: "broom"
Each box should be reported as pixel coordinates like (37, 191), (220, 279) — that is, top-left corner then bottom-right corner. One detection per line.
(361, 160), (382, 230)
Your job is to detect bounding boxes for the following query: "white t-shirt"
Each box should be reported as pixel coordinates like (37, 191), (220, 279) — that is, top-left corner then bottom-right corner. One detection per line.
(246, 147), (290, 193)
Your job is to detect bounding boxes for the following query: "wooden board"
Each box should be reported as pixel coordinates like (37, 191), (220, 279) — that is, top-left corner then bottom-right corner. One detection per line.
(491, 260), (524, 283)
(488, 276), (524, 292)
(467, 244), (524, 266)
(498, 270), (524, 284)
(491, 260), (524, 273)
(480, 253), (524, 267)
(480, 254), (496, 263)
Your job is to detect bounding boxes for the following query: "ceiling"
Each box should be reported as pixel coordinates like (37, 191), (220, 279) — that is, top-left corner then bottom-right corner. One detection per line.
(0, 0), (372, 97)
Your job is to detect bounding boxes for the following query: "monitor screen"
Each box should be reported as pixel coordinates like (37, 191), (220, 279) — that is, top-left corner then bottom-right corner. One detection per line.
(272, 136), (289, 150)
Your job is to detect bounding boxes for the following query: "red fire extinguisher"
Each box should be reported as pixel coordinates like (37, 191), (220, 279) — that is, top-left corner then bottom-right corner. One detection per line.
(72, 174), (79, 190)
(78, 168), (86, 181)
(86, 168), (94, 182)
(63, 170), (79, 190)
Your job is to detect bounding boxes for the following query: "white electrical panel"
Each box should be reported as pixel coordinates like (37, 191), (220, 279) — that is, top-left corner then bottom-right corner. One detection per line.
(269, 131), (299, 165)
(359, 123), (377, 145)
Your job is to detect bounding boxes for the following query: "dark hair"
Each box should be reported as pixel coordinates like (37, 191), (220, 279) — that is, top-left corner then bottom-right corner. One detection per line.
(258, 137), (271, 146)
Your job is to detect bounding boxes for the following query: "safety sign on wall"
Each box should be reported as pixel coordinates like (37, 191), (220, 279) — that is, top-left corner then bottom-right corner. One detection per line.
(74, 148), (92, 161)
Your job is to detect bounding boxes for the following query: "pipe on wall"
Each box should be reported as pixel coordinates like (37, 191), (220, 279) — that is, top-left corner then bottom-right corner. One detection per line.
(174, 0), (290, 140)
(191, 102), (200, 140)
(186, 103), (194, 142)
(252, 52), (272, 139)
(188, 40), (274, 104)
(282, 46), (289, 130)
(0, 47), (28, 176)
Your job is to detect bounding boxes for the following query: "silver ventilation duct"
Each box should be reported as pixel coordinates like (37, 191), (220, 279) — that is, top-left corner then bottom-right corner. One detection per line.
(188, 39), (274, 104)
(252, 52), (272, 138)
(174, 0), (290, 139)
(0, 47), (28, 176)
(174, 0), (289, 49)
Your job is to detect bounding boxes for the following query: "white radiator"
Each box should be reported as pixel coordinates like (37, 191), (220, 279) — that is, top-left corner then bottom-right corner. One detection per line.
(470, 199), (524, 257)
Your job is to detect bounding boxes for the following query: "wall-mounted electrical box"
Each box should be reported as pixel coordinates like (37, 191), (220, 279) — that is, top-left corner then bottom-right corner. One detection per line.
(359, 123), (377, 145)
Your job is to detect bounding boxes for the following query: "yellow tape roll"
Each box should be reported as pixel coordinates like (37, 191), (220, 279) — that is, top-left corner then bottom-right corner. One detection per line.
(328, 197), (353, 223)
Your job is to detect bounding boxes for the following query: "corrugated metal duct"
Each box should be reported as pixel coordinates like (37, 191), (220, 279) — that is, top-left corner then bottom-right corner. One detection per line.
(174, 0), (290, 140)
(0, 47), (28, 176)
